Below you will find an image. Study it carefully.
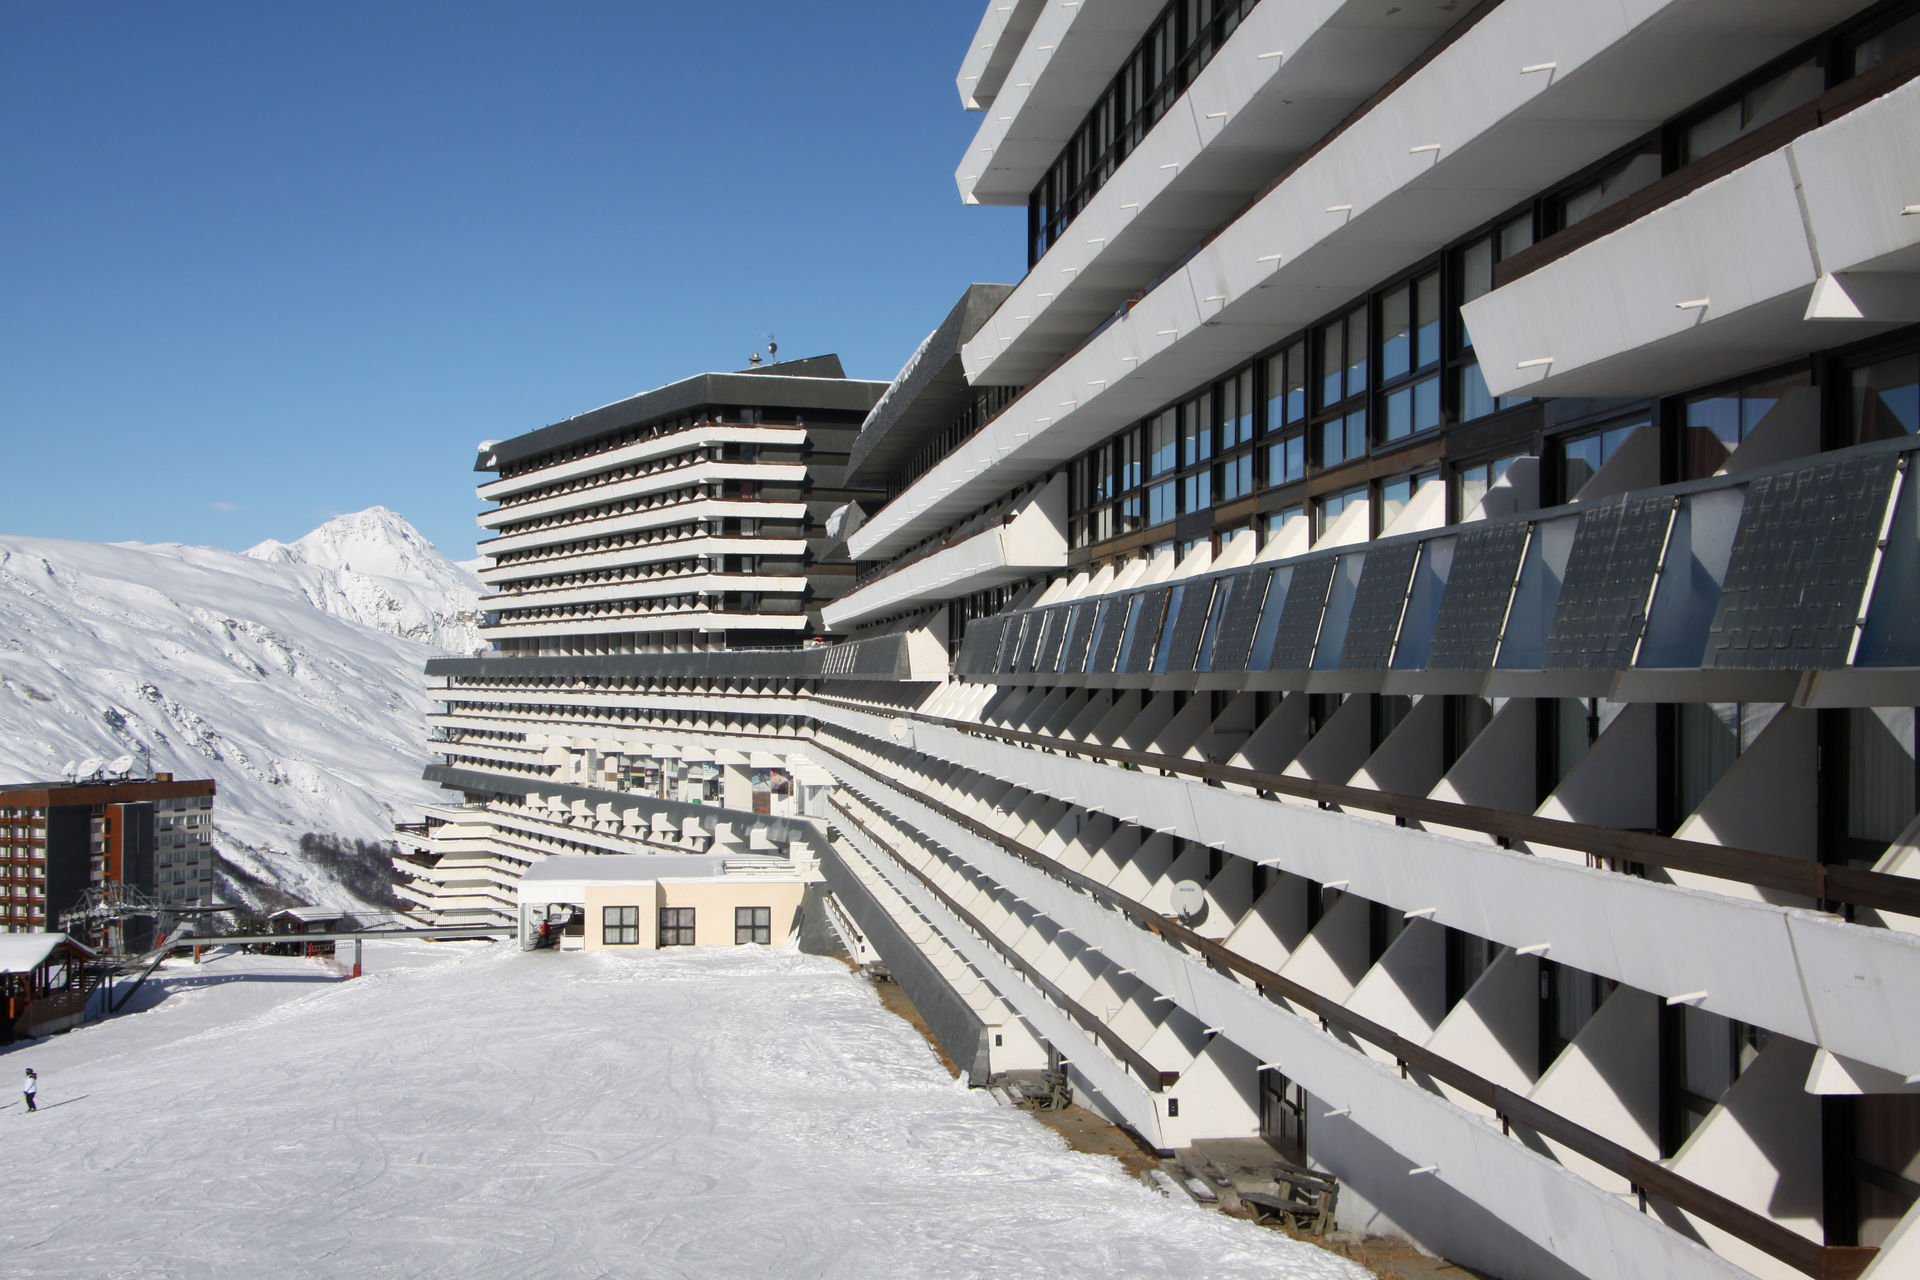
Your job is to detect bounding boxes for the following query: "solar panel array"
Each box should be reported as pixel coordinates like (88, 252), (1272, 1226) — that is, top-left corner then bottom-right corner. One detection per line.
(947, 450), (1909, 684)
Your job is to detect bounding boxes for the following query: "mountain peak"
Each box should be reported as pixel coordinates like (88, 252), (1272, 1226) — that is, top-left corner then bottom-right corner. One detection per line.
(242, 508), (482, 654)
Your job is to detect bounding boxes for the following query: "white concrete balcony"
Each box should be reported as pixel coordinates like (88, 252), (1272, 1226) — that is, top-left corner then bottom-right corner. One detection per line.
(805, 704), (1920, 1084)
(480, 536), (805, 587)
(479, 461), (802, 530)
(858, 0), (1873, 562)
(1466, 75), (1920, 400)
(477, 425), (803, 502)
(488, 572), (804, 612)
(957, 0), (1164, 207)
(478, 499), (801, 560)
(957, 0), (1045, 111)
(823, 477), (1066, 631)
(821, 752), (1761, 1280)
(479, 610), (807, 641)
(963, 0), (1458, 387)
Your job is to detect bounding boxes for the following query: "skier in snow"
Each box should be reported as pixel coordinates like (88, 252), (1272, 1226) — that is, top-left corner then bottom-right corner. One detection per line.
(22, 1068), (37, 1112)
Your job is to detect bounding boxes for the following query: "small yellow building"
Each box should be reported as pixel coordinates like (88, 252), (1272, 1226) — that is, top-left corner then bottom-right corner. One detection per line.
(516, 855), (808, 953)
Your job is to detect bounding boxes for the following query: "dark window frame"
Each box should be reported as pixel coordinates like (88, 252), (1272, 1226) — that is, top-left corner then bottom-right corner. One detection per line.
(658, 906), (696, 947)
(602, 905), (639, 946)
(735, 905), (772, 945)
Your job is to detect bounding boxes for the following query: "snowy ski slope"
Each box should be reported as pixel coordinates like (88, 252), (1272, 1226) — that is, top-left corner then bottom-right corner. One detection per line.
(0, 942), (1368, 1279)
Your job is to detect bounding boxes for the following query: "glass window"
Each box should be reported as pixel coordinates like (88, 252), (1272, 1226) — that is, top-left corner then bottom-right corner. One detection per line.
(1684, 369), (1813, 475)
(1149, 410), (1178, 476)
(658, 907), (696, 947)
(1499, 214), (1534, 261)
(1378, 469), (1438, 530)
(1267, 433), (1305, 487)
(1459, 237), (1494, 313)
(1266, 340), (1306, 429)
(735, 906), (772, 945)
(1851, 10), (1920, 73)
(1263, 505), (1304, 546)
(1680, 59), (1824, 164)
(602, 905), (639, 946)
(1456, 455), (1519, 518)
(1382, 282), (1413, 382)
(1220, 368), (1255, 448)
(1320, 410), (1367, 467)
(1345, 309), (1368, 397)
(1381, 271), (1440, 382)
(1853, 351), (1920, 442)
(1415, 272), (1441, 369)
(1218, 452), (1254, 501)
(1317, 485), (1366, 539)
(1383, 377), (1441, 442)
(1180, 396), (1211, 466)
(1556, 145), (1662, 229)
(1118, 428), (1142, 491)
(1558, 419), (1645, 499)
(1182, 469), (1212, 512)
(1148, 481), (1177, 526)
(1318, 317), (1346, 409)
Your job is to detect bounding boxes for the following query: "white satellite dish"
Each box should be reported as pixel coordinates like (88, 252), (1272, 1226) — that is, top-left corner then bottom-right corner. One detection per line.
(1169, 880), (1207, 922)
(77, 756), (106, 780)
(60, 760), (78, 782)
(107, 754), (136, 778)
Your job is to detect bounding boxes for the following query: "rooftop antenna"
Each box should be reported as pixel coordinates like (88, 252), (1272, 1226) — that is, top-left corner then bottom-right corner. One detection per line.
(60, 760), (78, 783)
(765, 333), (778, 361)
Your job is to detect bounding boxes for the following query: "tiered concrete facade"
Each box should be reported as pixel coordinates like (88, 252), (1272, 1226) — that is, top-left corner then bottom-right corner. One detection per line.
(414, 5), (1920, 1277)
(399, 358), (887, 923)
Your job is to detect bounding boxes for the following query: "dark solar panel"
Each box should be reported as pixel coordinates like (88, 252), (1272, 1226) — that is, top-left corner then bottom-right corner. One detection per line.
(993, 614), (1026, 672)
(1121, 587), (1159, 675)
(956, 617), (1004, 675)
(1088, 596), (1130, 673)
(1121, 587), (1172, 674)
(1547, 495), (1674, 669)
(1061, 602), (1097, 672)
(1163, 582), (1217, 673)
(1339, 542), (1421, 670)
(1208, 568), (1270, 672)
(1012, 610), (1045, 672)
(1265, 556), (1335, 671)
(1427, 522), (1531, 670)
(1707, 452), (1899, 669)
(1034, 606), (1070, 673)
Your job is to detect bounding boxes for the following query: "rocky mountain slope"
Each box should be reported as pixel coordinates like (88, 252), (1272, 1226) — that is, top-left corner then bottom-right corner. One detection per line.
(0, 510), (483, 915)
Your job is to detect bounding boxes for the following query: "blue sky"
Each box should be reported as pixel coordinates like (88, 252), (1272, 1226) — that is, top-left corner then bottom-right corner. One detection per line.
(0, 2), (1021, 560)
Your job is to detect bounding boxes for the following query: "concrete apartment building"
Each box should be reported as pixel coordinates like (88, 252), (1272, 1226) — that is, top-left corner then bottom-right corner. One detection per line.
(400, 357), (889, 924)
(409, 3), (1920, 1276)
(0, 775), (217, 942)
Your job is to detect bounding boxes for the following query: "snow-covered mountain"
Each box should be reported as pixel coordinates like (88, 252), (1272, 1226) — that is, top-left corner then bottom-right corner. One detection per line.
(245, 506), (483, 654)
(0, 510), (483, 915)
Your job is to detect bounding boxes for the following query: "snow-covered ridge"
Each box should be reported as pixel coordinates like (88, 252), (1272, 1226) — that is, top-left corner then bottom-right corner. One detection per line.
(0, 509), (476, 914)
(245, 506), (483, 655)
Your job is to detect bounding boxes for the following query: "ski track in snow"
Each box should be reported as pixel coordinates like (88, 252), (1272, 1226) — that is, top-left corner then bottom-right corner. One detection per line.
(0, 945), (1367, 1280)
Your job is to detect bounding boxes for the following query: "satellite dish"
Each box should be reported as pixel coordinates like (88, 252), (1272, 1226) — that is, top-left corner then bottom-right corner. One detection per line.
(107, 754), (136, 778)
(60, 761), (78, 782)
(1169, 880), (1207, 923)
(77, 756), (105, 780)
